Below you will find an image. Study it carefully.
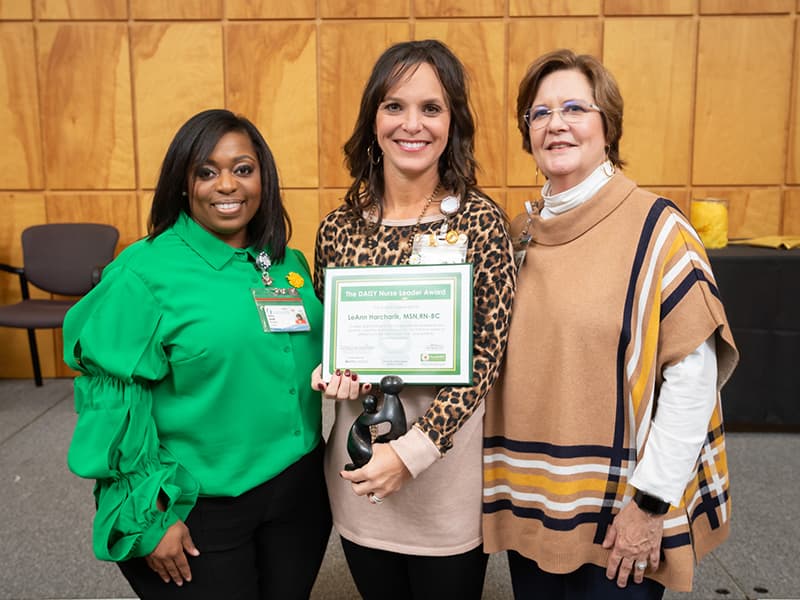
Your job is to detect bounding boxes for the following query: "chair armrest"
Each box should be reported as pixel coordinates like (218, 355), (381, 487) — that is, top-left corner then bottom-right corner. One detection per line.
(0, 262), (23, 275)
(0, 262), (30, 299)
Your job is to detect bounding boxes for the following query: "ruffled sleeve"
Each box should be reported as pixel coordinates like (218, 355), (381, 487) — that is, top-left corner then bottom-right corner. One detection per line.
(64, 264), (199, 562)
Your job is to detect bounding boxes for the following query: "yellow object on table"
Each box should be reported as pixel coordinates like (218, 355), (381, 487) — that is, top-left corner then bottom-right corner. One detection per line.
(690, 198), (728, 249)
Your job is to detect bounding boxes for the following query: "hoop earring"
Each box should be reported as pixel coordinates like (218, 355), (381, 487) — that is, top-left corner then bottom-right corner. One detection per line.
(602, 146), (615, 177)
(367, 139), (382, 166)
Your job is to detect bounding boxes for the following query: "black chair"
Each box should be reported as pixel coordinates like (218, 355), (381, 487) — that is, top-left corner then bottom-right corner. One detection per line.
(0, 223), (119, 386)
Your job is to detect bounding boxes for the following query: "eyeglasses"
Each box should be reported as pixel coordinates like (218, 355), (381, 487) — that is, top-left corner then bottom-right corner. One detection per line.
(523, 99), (602, 130)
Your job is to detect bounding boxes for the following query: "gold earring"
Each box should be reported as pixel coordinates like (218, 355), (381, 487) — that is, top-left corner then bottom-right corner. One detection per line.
(535, 165), (540, 187)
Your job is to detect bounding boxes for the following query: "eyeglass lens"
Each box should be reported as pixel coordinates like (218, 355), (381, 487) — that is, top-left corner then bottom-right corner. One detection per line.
(525, 100), (597, 129)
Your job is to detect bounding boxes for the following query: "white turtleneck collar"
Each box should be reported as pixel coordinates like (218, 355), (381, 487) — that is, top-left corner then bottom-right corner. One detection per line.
(540, 161), (614, 220)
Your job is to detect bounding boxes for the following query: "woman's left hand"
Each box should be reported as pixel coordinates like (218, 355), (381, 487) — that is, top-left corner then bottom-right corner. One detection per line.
(310, 364), (372, 401)
(602, 501), (665, 587)
(340, 443), (411, 502)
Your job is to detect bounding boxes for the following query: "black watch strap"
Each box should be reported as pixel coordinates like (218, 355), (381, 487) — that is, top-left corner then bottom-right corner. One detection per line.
(632, 489), (670, 515)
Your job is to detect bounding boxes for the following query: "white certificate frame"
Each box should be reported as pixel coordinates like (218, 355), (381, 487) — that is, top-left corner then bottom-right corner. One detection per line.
(322, 264), (473, 385)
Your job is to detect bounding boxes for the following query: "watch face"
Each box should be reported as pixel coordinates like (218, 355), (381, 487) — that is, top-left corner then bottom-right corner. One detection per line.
(439, 195), (460, 216)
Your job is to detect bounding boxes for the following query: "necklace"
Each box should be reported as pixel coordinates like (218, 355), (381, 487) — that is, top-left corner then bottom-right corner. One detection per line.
(400, 182), (441, 265)
(365, 183), (442, 265)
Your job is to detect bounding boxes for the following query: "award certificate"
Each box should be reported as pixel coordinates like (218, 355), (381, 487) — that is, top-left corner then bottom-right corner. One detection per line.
(322, 264), (473, 384)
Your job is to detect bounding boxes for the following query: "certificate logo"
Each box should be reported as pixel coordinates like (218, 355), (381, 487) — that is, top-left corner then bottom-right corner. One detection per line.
(420, 353), (446, 362)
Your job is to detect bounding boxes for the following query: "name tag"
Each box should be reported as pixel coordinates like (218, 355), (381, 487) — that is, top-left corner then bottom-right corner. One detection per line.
(252, 287), (311, 333)
(409, 231), (468, 265)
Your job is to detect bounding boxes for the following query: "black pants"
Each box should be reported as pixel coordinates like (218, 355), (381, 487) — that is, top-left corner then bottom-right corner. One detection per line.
(340, 536), (488, 600)
(119, 441), (332, 600)
(508, 550), (665, 600)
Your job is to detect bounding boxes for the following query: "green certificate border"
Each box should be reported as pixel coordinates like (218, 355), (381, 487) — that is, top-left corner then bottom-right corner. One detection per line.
(322, 264), (474, 384)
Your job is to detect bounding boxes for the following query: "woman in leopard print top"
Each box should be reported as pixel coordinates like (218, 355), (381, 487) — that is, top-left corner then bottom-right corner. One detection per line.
(310, 40), (516, 600)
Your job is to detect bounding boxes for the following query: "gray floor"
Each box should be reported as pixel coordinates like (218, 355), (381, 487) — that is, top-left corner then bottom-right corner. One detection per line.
(0, 378), (797, 600)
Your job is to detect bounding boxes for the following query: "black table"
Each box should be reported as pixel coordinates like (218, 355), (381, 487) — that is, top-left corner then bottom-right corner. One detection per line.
(707, 246), (800, 429)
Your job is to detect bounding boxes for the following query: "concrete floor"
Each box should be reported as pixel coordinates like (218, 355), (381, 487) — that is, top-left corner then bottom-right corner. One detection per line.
(0, 378), (797, 600)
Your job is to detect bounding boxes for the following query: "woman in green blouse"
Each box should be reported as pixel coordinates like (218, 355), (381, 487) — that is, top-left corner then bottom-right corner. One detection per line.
(64, 109), (330, 599)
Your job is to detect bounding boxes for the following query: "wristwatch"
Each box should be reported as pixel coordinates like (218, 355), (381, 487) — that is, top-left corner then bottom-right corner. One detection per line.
(632, 489), (671, 515)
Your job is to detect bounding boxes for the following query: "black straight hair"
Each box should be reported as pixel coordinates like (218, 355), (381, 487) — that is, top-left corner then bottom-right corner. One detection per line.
(148, 109), (291, 261)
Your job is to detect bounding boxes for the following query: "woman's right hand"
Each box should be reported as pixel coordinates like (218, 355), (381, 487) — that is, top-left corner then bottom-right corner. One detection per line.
(145, 520), (200, 586)
(311, 364), (372, 401)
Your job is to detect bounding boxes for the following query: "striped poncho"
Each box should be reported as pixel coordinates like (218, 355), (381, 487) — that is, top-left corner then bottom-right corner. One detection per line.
(483, 173), (738, 591)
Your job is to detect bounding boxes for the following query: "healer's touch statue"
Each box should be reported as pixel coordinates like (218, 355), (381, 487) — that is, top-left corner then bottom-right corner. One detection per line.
(345, 375), (407, 471)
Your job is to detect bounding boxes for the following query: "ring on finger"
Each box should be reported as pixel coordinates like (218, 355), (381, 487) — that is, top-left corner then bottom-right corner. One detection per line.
(368, 493), (383, 505)
(635, 560), (648, 571)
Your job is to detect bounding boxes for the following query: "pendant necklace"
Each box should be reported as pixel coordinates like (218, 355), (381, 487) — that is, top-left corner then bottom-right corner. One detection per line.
(400, 182), (442, 265)
(366, 183), (443, 264)
(255, 251), (273, 285)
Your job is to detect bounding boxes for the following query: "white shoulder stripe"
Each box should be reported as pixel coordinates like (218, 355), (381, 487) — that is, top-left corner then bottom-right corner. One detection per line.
(662, 251), (713, 291)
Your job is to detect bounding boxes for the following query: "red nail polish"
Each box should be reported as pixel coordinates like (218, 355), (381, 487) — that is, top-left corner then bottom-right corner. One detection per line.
(335, 369), (341, 376)
(344, 369), (351, 377)
(317, 383), (326, 391)
(351, 373), (358, 381)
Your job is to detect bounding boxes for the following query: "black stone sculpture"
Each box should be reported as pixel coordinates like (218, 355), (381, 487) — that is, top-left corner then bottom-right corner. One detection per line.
(344, 375), (407, 471)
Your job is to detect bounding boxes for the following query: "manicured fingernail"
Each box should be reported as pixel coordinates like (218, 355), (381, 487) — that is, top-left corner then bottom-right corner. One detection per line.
(364, 383), (372, 391)
(351, 373), (358, 381)
(317, 383), (326, 391)
(344, 369), (351, 377)
(335, 369), (341, 376)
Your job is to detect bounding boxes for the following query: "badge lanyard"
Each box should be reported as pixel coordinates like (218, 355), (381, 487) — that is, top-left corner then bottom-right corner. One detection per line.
(251, 250), (311, 333)
(513, 200), (541, 270)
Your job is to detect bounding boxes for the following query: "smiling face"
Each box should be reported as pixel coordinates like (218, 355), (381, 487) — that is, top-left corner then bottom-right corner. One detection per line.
(375, 62), (451, 184)
(188, 130), (262, 248)
(529, 69), (607, 194)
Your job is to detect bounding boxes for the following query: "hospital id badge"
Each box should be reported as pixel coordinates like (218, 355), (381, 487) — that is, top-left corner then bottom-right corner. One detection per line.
(252, 287), (311, 333)
(408, 231), (468, 265)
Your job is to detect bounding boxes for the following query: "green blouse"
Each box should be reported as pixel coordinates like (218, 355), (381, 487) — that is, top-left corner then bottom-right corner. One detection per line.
(64, 213), (323, 562)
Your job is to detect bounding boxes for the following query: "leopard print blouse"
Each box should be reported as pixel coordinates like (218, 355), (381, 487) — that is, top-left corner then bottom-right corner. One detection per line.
(314, 190), (516, 454)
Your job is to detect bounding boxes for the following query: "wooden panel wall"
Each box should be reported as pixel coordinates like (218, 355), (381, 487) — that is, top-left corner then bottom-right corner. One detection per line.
(1, 0), (799, 379)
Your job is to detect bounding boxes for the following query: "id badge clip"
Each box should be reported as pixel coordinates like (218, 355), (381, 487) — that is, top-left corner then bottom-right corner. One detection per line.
(409, 231), (468, 265)
(513, 200), (541, 270)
